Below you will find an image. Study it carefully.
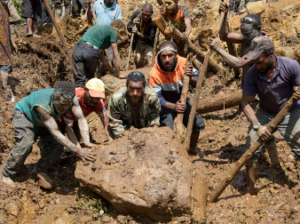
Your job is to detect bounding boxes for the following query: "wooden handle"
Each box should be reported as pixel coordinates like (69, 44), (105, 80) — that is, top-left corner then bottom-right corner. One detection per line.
(43, 0), (68, 49)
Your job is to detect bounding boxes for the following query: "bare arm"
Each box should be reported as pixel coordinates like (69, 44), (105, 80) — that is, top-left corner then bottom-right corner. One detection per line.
(71, 96), (92, 147)
(99, 51), (114, 73)
(184, 18), (192, 36)
(98, 113), (112, 141)
(111, 42), (124, 78)
(241, 94), (258, 125)
(215, 45), (251, 68)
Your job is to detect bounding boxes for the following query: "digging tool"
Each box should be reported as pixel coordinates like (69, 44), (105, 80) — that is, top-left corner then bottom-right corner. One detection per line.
(183, 0), (228, 149)
(126, 25), (136, 71)
(152, 27), (160, 66)
(208, 86), (300, 203)
(43, 0), (68, 49)
(173, 53), (194, 138)
(89, 3), (113, 68)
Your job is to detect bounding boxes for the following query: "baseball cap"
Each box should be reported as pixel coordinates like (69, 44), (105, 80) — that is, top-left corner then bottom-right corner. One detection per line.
(85, 78), (105, 98)
(244, 36), (274, 61)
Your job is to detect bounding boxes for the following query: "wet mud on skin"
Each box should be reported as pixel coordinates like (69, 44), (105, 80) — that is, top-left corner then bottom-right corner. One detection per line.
(1, 0), (300, 223)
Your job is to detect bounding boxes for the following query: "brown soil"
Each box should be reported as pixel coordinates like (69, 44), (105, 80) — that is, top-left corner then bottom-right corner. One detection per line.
(1, 0), (300, 223)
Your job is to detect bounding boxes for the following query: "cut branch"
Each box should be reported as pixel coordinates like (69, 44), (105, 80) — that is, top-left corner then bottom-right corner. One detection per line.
(196, 90), (242, 114)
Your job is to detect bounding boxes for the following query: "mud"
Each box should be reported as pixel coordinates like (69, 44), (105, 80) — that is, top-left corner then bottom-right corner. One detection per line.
(0, 0), (300, 223)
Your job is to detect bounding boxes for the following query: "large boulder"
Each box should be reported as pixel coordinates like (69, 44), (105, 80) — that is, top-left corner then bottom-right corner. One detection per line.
(75, 127), (207, 221)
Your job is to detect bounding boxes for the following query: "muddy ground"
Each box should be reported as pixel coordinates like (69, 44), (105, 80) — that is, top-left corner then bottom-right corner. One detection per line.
(1, 0), (300, 223)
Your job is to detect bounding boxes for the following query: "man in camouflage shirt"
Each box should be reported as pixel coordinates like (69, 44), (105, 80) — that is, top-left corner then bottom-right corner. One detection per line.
(108, 71), (161, 138)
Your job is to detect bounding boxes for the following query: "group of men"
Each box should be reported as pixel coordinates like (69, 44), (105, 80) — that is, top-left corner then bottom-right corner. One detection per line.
(1, 0), (300, 201)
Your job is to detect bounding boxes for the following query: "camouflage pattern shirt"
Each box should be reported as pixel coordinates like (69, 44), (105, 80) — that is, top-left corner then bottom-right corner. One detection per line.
(108, 87), (161, 138)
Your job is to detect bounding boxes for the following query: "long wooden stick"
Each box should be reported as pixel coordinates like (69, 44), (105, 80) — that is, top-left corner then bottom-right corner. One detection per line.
(208, 87), (300, 203)
(43, 0), (68, 49)
(174, 53), (193, 137)
(152, 27), (160, 66)
(183, 1), (228, 149)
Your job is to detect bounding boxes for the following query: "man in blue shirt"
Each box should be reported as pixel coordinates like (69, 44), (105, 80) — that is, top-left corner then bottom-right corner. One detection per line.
(241, 36), (300, 199)
(93, 0), (122, 26)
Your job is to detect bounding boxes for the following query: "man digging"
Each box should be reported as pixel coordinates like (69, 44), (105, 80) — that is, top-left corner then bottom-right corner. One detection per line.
(241, 36), (300, 199)
(72, 19), (128, 87)
(1, 81), (95, 189)
(127, 3), (157, 68)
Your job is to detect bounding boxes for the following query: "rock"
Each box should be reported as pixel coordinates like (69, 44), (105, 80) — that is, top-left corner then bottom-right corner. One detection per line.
(75, 127), (207, 221)
(6, 201), (21, 217)
(101, 215), (112, 223)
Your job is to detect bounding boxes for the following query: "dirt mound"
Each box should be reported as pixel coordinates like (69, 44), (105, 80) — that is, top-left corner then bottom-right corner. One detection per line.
(75, 127), (207, 221)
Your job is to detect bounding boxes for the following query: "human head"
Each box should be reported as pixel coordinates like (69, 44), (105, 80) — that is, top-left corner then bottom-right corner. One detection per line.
(164, 0), (178, 13)
(244, 36), (275, 73)
(142, 3), (153, 23)
(53, 81), (75, 114)
(158, 41), (178, 72)
(84, 78), (105, 108)
(240, 14), (261, 41)
(104, 0), (114, 7)
(110, 19), (127, 41)
(126, 71), (146, 105)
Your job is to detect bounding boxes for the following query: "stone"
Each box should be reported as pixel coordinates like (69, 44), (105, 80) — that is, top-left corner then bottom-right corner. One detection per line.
(75, 127), (207, 221)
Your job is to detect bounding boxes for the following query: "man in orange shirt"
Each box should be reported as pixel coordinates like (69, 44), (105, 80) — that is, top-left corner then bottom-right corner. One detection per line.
(149, 41), (205, 156)
(63, 78), (111, 143)
(161, 0), (191, 36)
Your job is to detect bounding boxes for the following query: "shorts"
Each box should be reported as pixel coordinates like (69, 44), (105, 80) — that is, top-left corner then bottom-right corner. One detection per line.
(21, 0), (42, 19)
(0, 65), (12, 73)
(229, 0), (241, 12)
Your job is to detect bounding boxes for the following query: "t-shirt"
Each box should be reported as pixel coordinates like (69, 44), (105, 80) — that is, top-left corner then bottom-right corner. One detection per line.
(64, 88), (106, 120)
(78, 25), (118, 50)
(93, 0), (122, 26)
(243, 55), (300, 113)
(131, 105), (141, 128)
(15, 89), (69, 125)
(162, 6), (190, 32)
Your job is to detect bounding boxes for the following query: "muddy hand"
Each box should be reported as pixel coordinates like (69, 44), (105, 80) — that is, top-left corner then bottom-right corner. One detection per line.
(293, 86), (300, 100)
(184, 64), (193, 77)
(132, 26), (138, 34)
(208, 35), (220, 50)
(256, 125), (272, 142)
(219, 2), (229, 14)
(77, 147), (95, 162)
(84, 142), (96, 148)
(133, 18), (140, 25)
(174, 101), (186, 113)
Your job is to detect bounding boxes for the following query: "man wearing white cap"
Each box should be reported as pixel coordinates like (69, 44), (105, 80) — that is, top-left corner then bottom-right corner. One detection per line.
(241, 36), (300, 198)
(62, 78), (111, 142)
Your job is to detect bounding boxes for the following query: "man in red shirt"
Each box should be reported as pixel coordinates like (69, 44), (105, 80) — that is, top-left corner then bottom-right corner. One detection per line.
(63, 78), (111, 143)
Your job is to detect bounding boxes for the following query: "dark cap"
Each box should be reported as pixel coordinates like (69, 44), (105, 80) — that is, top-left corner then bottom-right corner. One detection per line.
(244, 36), (274, 60)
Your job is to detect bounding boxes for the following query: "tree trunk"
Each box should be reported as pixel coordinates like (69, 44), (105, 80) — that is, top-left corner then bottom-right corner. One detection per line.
(208, 88), (300, 203)
(196, 90), (242, 114)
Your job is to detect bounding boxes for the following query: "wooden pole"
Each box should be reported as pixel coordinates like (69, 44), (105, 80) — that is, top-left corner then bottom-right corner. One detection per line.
(43, 0), (68, 49)
(208, 88), (300, 203)
(183, 2), (228, 149)
(196, 90), (242, 114)
(152, 27), (160, 66)
(174, 53), (194, 138)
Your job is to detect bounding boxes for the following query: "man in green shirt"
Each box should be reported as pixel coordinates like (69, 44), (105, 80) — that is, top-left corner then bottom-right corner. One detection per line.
(1, 81), (95, 189)
(72, 19), (128, 87)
